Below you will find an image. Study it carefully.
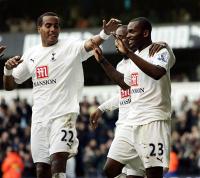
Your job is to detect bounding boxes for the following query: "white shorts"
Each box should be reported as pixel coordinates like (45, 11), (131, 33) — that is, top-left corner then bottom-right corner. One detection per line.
(31, 113), (79, 164)
(107, 120), (170, 169)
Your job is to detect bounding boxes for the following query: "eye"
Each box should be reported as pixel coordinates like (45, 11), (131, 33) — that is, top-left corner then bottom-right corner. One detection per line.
(45, 24), (51, 28)
(54, 24), (59, 29)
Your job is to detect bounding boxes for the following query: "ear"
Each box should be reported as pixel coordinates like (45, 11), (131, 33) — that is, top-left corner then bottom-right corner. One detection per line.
(143, 30), (149, 37)
(37, 26), (41, 33)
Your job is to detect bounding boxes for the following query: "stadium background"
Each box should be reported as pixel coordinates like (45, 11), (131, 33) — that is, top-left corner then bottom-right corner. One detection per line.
(0, 0), (200, 177)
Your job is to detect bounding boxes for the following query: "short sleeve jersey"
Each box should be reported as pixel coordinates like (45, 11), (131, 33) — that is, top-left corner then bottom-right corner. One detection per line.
(124, 45), (176, 125)
(12, 39), (92, 123)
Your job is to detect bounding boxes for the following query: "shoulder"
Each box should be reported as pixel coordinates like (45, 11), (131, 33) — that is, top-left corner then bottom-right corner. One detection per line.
(58, 39), (84, 47)
(22, 45), (40, 59)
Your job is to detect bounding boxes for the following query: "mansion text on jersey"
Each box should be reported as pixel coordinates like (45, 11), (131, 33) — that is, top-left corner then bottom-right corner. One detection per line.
(33, 79), (57, 87)
(131, 87), (144, 94)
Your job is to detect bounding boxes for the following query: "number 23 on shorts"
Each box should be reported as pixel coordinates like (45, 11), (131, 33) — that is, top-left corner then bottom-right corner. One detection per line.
(149, 142), (164, 157)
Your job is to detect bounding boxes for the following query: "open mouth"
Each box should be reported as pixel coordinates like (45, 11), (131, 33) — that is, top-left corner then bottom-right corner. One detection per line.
(128, 40), (134, 46)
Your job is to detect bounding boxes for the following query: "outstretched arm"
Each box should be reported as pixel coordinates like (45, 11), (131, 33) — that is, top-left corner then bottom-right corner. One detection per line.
(3, 56), (23, 90)
(90, 95), (119, 129)
(84, 18), (121, 52)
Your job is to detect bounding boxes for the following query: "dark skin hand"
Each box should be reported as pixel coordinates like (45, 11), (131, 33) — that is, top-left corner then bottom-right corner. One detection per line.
(90, 108), (103, 129)
(0, 45), (6, 58)
(4, 56), (23, 70)
(149, 42), (167, 57)
(3, 56), (23, 90)
(0, 45), (6, 53)
(114, 37), (166, 80)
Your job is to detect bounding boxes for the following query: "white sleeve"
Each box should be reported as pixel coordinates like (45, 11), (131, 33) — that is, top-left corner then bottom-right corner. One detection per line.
(98, 95), (119, 112)
(79, 40), (93, 62)
(165, 44), (176, 68)
(69, 40), (93, 62)
(152, 48), (171, 71)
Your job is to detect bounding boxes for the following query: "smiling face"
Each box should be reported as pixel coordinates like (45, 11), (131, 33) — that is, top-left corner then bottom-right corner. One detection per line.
(127, 21), (145, 51)
(38, 16), (60, 47)
(127, 20), (151, 51)
(115, 26), (127, 54)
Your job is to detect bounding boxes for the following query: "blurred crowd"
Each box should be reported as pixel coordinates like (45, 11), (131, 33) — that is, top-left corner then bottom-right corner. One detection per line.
(0, 0), (200, 32)
(0, 94), (199, 178)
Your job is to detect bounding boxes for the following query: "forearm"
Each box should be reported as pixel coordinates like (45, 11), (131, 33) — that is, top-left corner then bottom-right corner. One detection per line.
(85, 30), (111, 52)
(127, 51), (165, 80)
(84, 35), (103, 52)
(98, 95), (119, 112)
(99, 58), (130, 90)
(3, 75), (17, 90)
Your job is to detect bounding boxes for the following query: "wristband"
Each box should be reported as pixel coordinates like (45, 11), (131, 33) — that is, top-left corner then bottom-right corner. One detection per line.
(99, 30), (110, 40)
(4, 67), (13, 76)
(98, 106), (105, 113)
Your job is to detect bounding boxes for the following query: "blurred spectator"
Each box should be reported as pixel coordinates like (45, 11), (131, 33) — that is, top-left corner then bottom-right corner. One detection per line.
(0, 0), (200, 32)
(1, 146), (24, 178)
(0, 95), (199, 177)
(165, 146), (179, 177)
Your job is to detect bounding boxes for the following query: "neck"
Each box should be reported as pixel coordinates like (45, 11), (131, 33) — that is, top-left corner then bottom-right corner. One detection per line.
(123, 55), (129, 60)
(42, 40), (58, 47)
(138, 40), (152, 52)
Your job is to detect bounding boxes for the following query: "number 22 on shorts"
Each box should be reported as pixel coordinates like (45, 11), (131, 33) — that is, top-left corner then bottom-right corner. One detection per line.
(61, 129), (74, 148)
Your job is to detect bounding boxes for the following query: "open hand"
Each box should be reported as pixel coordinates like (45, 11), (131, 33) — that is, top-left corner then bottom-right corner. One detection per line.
(149, 42), (167, 57)
(103, 18), (122, 35)
(114, 35), (131, 55)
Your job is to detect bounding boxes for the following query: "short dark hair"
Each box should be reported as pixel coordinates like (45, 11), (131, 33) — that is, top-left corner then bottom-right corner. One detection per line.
(37, 12), (59, 27)
(117, 25), (127, 31)
(130, 17), (152, 33)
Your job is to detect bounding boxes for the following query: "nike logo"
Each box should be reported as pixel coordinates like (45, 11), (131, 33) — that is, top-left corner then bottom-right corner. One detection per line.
(157, 157), (163, 162)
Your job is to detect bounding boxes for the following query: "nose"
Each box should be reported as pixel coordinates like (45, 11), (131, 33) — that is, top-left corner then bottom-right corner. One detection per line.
(50, 26), (56, 32)
(126, 33), (131, 39)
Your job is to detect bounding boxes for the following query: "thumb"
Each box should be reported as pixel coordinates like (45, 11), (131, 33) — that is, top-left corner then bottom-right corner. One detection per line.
(102, 20), (106, 29)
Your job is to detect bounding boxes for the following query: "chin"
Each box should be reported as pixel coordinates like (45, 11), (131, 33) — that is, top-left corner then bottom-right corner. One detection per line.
(48, 40), (58, 46)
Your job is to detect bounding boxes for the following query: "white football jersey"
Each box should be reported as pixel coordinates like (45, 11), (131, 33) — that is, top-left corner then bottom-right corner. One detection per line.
(124, 45), (176, 125)
(98, 58), (132, 126)
(13, 39), (92, 123)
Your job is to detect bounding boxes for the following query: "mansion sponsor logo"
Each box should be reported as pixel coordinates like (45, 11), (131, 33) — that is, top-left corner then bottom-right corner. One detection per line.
(33, 79), (56, 87)
(36, 66), (48, 79)
(131, 72), (139, 86)
(121, 89), (130, 98)
(131, 88), (144, 94)
(120, 98), (131, 105)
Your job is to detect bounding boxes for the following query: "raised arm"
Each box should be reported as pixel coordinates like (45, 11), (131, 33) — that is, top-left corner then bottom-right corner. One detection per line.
(91, 40), (129, 90)
(84, 18), (121, 52)
(116, 38), (167, 80)
(3, 56), (23, 90)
